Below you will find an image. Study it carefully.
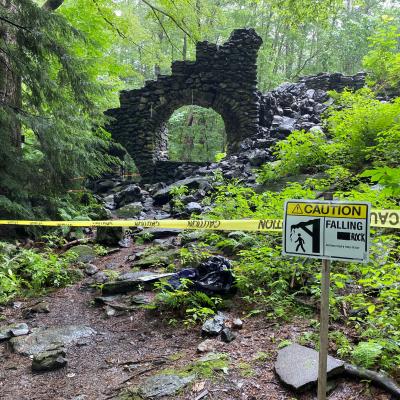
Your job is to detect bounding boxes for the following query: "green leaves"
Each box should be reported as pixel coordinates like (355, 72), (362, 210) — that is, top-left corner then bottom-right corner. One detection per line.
(352, 341), (383, 369)
(363, 19), (400, 92)
(360, 167), (400, 196)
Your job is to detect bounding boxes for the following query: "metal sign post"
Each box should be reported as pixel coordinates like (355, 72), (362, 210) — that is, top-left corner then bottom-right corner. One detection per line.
(283, 196), (371, 400)
(317, 192), (332, 400)
(318, 257), (330, 400)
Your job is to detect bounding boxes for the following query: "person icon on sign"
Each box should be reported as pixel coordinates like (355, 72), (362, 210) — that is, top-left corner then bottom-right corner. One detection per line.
(295, 233), (306, 252)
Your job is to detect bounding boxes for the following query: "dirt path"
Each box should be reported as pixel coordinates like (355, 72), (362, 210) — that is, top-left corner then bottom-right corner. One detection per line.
(0, 244), (392, 400)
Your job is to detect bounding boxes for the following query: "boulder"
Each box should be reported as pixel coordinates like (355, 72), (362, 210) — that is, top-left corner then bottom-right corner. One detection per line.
(66, 245), (97, 263)
(139, 374), (195, 398)
(32, 348), (67, 372)
(136, 228), (181, 240)
(114, 184), (142, 207)
(133, 248), (179, 269)
(185, 202), (203, 214)
(153, 177), (210, 205)
(0, 323), (29, 341)
(10, 325), (95, 356)
(275, 344), (344, 392)
(96, 227), (124, 246)
(114, 202), (143, 218)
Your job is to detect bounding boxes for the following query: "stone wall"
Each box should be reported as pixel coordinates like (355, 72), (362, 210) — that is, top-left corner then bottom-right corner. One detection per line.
(106, 28), (367, 183)
(106, 28), (263, 182)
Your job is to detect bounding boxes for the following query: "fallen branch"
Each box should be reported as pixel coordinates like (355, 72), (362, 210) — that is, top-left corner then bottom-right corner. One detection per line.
(61, 238), (92, 251)
(344, 363), (400, 397)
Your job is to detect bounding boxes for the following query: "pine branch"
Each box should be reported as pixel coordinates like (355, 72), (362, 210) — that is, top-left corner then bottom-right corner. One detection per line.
(0, 16), (30, 31)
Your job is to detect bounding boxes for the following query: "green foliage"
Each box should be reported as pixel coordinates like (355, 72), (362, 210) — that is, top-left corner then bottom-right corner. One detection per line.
(352, 341), (383, 369)
(167, 106), (226, 162)
(257, 129), (327, 183)
(179, 243), (212, 267)
(215, 152), (227, 163)
(206, 180), (315, 220)
(0, 0), (120, 222)
(277, 339), (293, 349)
(258, 89), (400, 185)
(325, 89), (400, 168)
(0, 244), (79, 303)
(152, 278), (222, 326)
(170, 185), (189, 212)
(329, 331), (352, 358)
(235, 241), (316, 320)
(360, 167), (400, 196)
(363, 18), (400, 93)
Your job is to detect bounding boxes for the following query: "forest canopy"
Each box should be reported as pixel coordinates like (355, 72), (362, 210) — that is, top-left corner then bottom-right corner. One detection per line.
(0, 0), (399, 221)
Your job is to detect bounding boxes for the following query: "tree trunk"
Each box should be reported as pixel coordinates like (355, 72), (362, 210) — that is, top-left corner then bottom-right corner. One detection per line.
(0, 0), (64, 150)
(183, 33), (187, 61)
(0, 0), (22, 149)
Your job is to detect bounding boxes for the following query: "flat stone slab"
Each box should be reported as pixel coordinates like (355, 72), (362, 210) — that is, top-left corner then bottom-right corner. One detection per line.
(0, 323), (29, 341)
(10, 325), (95, 356)
(275, 344), (344, 392)
(102, 272), (174, 295)
(138, 374), (195, 398)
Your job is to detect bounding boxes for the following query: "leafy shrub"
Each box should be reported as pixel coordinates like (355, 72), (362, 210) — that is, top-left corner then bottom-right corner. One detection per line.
(257, 129), (327, 183)
(362, 19), (400, 93)
(0, 246), (79, 303)
(352, 341), (383, 368)
(152, 279), (222, 326)
(326, 89), (400, 168)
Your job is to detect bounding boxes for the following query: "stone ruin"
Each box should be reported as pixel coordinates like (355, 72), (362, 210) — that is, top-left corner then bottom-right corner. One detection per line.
(106, 28), (366, 183)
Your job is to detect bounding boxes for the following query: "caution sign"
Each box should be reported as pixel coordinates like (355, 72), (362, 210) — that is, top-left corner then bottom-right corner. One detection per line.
(283, 200), (371, 262)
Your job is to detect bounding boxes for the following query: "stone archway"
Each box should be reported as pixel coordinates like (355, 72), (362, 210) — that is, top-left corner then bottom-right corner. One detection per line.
(106, 28), (263, 182)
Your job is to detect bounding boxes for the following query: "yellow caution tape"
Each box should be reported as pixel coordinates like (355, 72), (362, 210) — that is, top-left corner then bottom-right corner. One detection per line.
(0, 210), (398, 231)
(369, 209), (400, 229)
(0, 219), (283, 231)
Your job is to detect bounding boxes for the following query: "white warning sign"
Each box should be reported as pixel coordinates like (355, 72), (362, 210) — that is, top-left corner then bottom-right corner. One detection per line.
(283, 200), (370, 262)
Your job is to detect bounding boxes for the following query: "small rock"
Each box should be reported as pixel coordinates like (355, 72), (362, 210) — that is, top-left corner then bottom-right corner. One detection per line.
(232, 318), (243, 330)
(118, 238), (131, 248)
(221, 328), (237, 343)
(105, 305), (117, 317)
(130, 294), (152, 305)
(22, 302), (50, 318)
(84, 264), (98, 276)
(32, 349), (67, 372)
(92, 271), (108, 284)
(0, 323), (29, 341)
(197, 339), (216, 353)
(185, 202), (203, 214)
(202, 312), (226, 337)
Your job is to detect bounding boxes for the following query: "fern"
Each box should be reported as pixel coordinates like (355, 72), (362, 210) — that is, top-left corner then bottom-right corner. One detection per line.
(352, 341), (383, 369)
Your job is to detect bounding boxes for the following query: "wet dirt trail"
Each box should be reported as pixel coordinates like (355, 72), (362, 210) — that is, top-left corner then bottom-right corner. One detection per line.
(0, 243), (392, 400)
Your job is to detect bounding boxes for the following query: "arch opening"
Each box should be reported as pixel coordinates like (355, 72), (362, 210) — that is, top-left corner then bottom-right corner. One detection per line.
(166, 105), (226, 163)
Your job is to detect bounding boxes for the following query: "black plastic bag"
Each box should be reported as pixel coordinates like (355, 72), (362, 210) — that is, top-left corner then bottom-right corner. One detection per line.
(168, 256), (235, 295)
